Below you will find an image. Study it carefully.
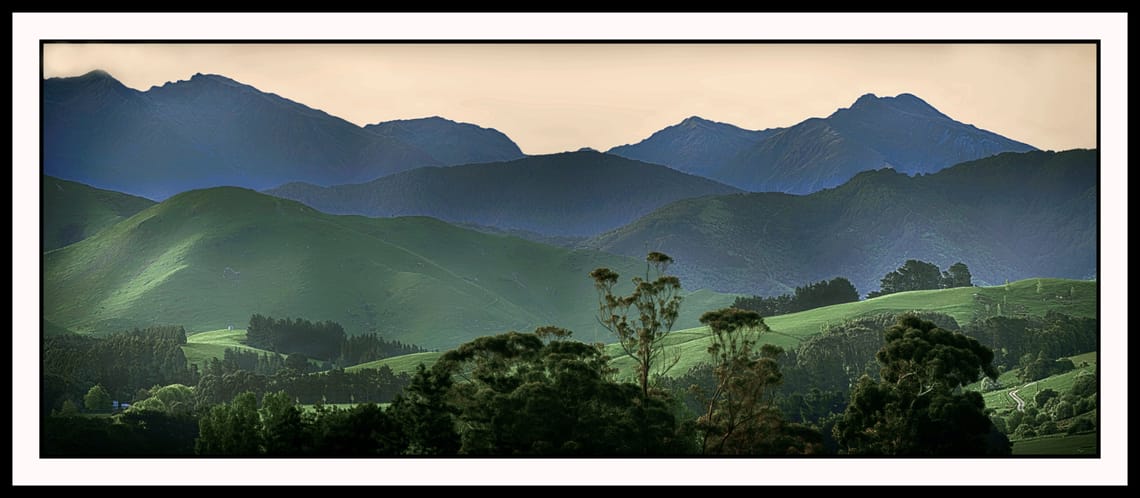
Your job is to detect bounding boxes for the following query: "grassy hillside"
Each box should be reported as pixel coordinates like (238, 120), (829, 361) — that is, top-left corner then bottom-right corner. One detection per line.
(345, 352), (444, 376)
(353, 278), (1096, 378)
(610, 279), (1094, 378)
(43, 175), (156, 251)
(44, 187), (736, 349)
(181, 329), (280, 369)
(590, 149), (1097, 296)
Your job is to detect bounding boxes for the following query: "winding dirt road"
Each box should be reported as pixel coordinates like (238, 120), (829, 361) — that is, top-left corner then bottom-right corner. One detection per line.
(1007, 382), (1037, 412)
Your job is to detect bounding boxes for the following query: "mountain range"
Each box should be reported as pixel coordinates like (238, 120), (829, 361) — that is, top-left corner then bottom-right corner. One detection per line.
(608, 93), (1037, 193)
(265, 150), (742, 237)
(46, 70), (1039, 204)
(43, 71), (523, 199)
(41, 69), (1095, 349)
(588, 149), (1097, 296)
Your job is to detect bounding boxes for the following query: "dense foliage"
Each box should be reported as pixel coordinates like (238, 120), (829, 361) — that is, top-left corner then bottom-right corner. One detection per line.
(833, 316), (1010, 455)
(194, 363), (410, 407)
(246, 314), (426, 366)
(246, 314), (347, 361)
(42, 326), (195, 414)
(961, 311), (1097, 370)
(391, 328), (692, 455)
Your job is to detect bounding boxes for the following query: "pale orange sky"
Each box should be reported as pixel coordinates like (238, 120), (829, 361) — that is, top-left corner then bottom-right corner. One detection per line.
(43, 43), (1096, 156)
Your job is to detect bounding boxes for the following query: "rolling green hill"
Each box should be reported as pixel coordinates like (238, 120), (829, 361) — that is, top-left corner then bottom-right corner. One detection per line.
(350, 278), (1096, 378)
(43, 187), (735, 349)
(589, 149), (1096, 296)
(42, 175), (156, 251)
(610, 278), (1095, 378)
(181, 329), (280, 369)
(345, 352), (444, 376)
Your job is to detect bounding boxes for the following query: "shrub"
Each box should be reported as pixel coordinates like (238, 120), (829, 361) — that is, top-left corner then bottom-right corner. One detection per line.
(1067, 416), (1096, 435)
(1070, 374), (1096, 397)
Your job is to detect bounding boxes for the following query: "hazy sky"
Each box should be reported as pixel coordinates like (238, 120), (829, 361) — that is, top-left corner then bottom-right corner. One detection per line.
(44, 43), (1096, 157)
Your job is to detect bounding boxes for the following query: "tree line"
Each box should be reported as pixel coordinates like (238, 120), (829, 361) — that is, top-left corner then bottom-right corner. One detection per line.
(246, 313), (426, 367)
(43, 325), (196, 416)
(732, 277), (859, 317)
(728, 262), (973, 316)
(867, 260), (973, 298)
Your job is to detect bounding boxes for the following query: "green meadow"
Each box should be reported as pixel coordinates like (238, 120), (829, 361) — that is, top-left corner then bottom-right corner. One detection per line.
(1013, 432), (1098, 456)
(352, 278), (1096, 379)
(181, 329), (278, 369)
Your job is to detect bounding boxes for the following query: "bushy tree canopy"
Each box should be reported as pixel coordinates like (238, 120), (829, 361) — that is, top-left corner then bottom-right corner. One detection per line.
(941, 262), (973, 288)
(83, 384), (112, 412)
(834, 315), (1009, 455)
(392, 328), (686, 456)
(868, 260), (943, 298)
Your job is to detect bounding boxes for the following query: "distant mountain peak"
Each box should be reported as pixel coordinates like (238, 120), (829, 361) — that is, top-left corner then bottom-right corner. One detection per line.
(45, 70), (525, 199)
(845, 92), (947, 120)
(362, 115), (524, 166)
(367, 115), (481, 129)
(50, 69), (123, 87)
(79, 69), (115, 80)
(678, 115), (737, 130)
(45, 69), (134, 97)
(187, 72), (246, 88)
(893, 92), (923, 102)
(561, 148), (603, 157)
(382, 115), (450, 124)
(148, 72), (250, 92)
(852, 93), (881, 106)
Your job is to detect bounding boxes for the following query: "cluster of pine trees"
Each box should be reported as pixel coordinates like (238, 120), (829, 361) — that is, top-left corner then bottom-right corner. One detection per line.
(246, 314), (426, 366)
(43, 326), (196, 414)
